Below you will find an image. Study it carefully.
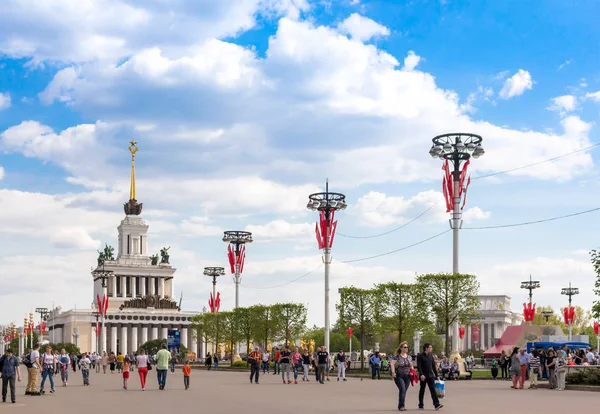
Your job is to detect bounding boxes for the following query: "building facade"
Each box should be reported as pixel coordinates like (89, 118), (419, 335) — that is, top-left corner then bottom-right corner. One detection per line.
(460, 295), (523, 351)
(47, 141), (201, 356)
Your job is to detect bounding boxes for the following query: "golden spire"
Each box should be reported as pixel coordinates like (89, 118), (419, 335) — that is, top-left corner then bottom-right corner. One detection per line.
(128, 140), (138, 200)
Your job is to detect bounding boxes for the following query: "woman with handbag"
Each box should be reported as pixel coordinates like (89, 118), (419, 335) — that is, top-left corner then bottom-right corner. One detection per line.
(136, 348), (149, 391)
(391, 341), (413, 412)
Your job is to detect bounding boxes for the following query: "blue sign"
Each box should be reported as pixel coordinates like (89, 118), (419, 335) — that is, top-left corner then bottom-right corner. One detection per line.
(167, 329), (180, 352)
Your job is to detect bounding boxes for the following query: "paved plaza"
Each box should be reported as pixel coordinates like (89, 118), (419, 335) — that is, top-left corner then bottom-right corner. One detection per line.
(3, 369), (597, 413)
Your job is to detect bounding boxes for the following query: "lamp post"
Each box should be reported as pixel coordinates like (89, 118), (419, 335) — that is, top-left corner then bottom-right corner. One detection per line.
(520, 275), (540, 324)
(540, 311), (553, 325)
(92, 263), (113, 356)
(561, 282), (579, 341)
(204, 267), (225, 313)
(223, 231), (252, 358)
(92, 302), (101, 354)
(307, 179), (347, 353)
(35, 308), (49, 343)
(429, 133), (484, 359)
(29, 313), (34, 348)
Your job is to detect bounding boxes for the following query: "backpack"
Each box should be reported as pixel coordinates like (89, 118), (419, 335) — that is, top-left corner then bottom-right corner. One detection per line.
(21, 354), (33, 369)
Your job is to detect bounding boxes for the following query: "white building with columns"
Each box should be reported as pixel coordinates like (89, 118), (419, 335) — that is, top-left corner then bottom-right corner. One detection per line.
(47, 141), (201, 357)
(459, 295), (523, 351)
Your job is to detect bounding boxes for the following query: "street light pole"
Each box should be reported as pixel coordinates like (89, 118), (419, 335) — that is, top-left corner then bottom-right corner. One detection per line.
(561, 282), (579, 341)
(540, 311), (553, 325)
(92, 263), (113, 356)
(429, 133), (484, 358)
(204, 267), (225, 313)
(223, 231), (253, 358)
(35, 308), (49, 343)
(307, 180), (347, 353)
(520, 275), (541, 324)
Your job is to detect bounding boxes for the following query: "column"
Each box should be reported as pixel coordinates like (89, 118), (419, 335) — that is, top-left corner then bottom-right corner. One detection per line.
(100, 324), (106, 355)
(121, 276), (126, 298)
(159, 277), (165, 298)
(111, 325), (118, 354)
(131, 325), (138, 353)
(181, 327), (188, 350)
(191, 334), (198, 358)
(121, 325), (128, 354)
(149, 277), (155, 295)
(161, 327), (168, 340)
(132, 276), (138, 297)
(111, 276), (117, 297)
(141, 326), (148, 345)
(151, 326), (158, 340)
(140, 277), (145, 296)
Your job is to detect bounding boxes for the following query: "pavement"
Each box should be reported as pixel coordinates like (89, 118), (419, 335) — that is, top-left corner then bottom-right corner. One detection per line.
(3, 369), (598, 413)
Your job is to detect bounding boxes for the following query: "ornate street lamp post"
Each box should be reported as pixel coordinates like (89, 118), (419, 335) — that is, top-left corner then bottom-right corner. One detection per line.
(307, 180), (347, 353)
(540, 310), (553, 325)
(92, 263), (113, 356)
(561, 282), (579, 341)
(520, 275), (540, 324)
(223, 231), (252, 358)
(35, 308), (48, 343)
(204, 267), (225, 313)
(429, 133), (484, 358)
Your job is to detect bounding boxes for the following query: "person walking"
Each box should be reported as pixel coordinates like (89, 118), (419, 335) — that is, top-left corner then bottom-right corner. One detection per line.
(58, 349), (70, 387)
(26, 343), (41, 396)
(509, 347), (522, 390)
(316, 346), (328, 385)
(416, 343), (443, 411)
(205, 352), (212, 371)
(0, 348), (21, 404)
(261, 349), (270, 374)
(169, 352), (176, 374)
(335, 349), (347, 381)
(529, 350), (540, 389)
(248, 347), (261, 384)
(101, 352), (108, 374)
(272, 347), (281, 375)
(122, 357), (131, 390)
(499, 350), (508, 380)
(370, 351), (381, 380)
(136, 348), (149, 391)
(39, 345), (56, 394)
(79, 353), (91, 386)
(391, 341), (412, 411)
(292, 347), (302, 384)
(280, 346), (292, 384)
(301, 349), (311, 382)
(517, 349), (530, 389)
(545, 349), (557, 390)
(155, 343), (171, 390)
(182, 360), (191, 390)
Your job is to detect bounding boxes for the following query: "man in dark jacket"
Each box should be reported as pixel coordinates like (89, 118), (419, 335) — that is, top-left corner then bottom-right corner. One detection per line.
(1, 348), (22, 404)
(416, 343), (443, 410)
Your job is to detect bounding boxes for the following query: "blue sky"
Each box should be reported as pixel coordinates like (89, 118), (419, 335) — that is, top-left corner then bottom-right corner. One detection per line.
(1, 0), (599, 327)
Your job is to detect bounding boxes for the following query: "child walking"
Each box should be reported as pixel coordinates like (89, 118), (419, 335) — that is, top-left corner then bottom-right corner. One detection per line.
(123, 357), (131, 390)
(182, 360), (191, 390)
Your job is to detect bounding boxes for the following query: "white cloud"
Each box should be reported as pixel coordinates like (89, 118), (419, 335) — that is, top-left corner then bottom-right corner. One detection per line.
(0, 92), (11, 110)
(0, 166), (4, 180)
(245, 220), (313, 240)
(548, 95), (576, 113)
(337, 13), (390, 42)
(499, 69), (533, 99)
(557, 60), (571, 71)
(180, 216), (223, 237)
(402, 50), (421, 71)
(585, 91), (600, 102)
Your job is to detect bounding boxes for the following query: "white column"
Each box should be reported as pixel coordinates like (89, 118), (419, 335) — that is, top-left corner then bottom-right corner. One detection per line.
(141, 326), (148, 344)
(191, 334), (198, 358)
(159, 278), (165, 298)
(149, 277), (155, 295)
(181, 327), (188, 350)
(121, 276), (126, 298)
(131, 326), (138, 353)
(111, 276), (117, 297)
(161, 327), (168, 340)
(140, 277), (146, 296)
(111, 325), (118, 354)
(151, 326), (158, 340)
(133, 277), (138, 297)
(121, 325), (128, 354)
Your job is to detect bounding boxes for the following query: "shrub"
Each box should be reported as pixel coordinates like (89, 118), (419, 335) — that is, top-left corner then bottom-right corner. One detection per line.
(232, 360), (249, 368)
(566, 369), (600, 385)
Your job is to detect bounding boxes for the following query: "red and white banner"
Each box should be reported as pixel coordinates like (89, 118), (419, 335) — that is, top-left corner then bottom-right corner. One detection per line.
(96, 294), (109, 316)
(442, 159), (472, 212)
(227, 245), (247, 274)
(315, 210), (338, 250)
(523, 302), (536, 322)
(563, 306), (575, 325)
(471, 325), (481, 346)
(594, 321), (599, 335)
(237, 245), (246, 273)
(459, 326), (465, 340)
(209, 292), (222, 313)
(227, 245), (235, 274)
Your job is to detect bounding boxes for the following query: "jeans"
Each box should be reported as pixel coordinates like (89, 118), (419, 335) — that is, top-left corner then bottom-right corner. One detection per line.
(317, 364), (326, 383)
(261, 361), (269, 373)
(1, 376), (16, 402)
(61, 364), (69, 383)
(501, 365), (507, 378)
(157, 369), (167, 389)
(337, 362), (346, 379)
(250, 363), (260, 383)
(281, 362), (291, 381)
(418, 377), (440, 408)
(371, 365), (381, 379)
(273, 361), (280, 374)
(302, 363), (310, 381)
(293, 364), (301, 380)
(184, 376), (190, 389)
(214, 359), (218, 370)
(82, 369), (89, 384)
(40, 368), (55, 391)
(395, 374), (410, 409)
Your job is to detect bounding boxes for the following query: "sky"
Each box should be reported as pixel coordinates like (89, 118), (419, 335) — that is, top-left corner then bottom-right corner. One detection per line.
(1, 0), (600, 328)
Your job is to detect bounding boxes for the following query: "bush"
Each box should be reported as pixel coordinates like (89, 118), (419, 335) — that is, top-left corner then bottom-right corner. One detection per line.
(232, 360), (249, 368)
(566, 369), (600, 385)
(137, 339), (188, 360)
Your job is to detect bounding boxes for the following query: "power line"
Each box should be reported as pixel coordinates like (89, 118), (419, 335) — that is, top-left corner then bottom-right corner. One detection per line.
(463, 207), (600, 230)
(472, 143), (600, 180)
(338, 229), (451, 264)
(336, 143), (599, 239)
(337, 199), (442, 239)
(240, 264), (323, 289)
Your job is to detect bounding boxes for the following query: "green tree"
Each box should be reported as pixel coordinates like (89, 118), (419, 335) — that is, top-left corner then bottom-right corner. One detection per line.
(271, 303), (307, 346)
(249, 305), (276, 350)
(416, 273), (480, 356)
(376, 282), (428, 344)
(531, 306), (564, 327)
(137, 339), (187, 360)
(198, 312), (224, 356)
(589, 248), (600, 319)
(337, 286), (378, 369)
(233, 307), (253, 355)
(221, 311), (241, 358)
